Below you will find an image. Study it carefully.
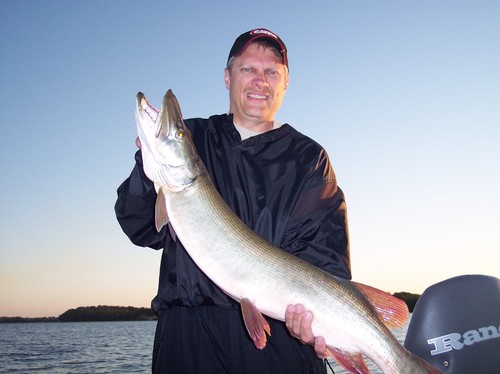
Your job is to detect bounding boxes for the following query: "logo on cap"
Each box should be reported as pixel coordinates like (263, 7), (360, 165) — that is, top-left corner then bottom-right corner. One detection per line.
(250, 29), (279, 40)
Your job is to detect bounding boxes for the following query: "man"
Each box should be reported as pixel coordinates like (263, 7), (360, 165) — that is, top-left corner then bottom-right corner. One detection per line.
(115, 28), (351, 373)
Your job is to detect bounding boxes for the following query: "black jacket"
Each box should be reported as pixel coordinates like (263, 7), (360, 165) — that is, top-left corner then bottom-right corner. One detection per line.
(115, 113), (351, 313)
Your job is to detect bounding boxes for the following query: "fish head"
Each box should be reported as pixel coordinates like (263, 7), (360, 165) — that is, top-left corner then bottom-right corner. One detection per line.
(135, 90), (202, 191)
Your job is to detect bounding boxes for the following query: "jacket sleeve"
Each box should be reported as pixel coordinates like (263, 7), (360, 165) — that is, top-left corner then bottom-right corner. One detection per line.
(114, 150), (166, 249)
(281, 151), (351, 280)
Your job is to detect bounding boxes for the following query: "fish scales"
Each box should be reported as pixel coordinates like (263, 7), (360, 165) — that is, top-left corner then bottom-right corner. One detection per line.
(165, 163), (420, 372)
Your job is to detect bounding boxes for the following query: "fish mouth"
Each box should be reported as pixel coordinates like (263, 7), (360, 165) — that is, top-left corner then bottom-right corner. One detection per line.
(137, 92), (159, 121)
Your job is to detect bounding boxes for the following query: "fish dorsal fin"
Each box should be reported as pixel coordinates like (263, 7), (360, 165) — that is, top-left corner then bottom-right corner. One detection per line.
(155, 188), (169, 232)
(327, 346), (370, 374)
(240, 298), (271, 350)
(353, 282), (409, 329)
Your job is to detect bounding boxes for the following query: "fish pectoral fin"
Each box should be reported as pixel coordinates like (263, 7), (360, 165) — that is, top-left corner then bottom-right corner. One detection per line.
(167, 224), (177, 242)
(240, 298), (271, 350)
(352, 281), (409, 329)
(154, 189), (177, 240)
(155, 188), (170, 232)
(327, 346), (369, 374)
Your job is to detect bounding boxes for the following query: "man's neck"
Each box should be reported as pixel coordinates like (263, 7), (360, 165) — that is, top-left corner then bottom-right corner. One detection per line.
(232, 119), (284, 140)
(233, 123), (263, 140)
(232, 117), (274, 133)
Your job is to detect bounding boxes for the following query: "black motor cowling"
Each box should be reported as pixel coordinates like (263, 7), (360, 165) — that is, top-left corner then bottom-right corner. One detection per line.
(404, 274), (500, 373)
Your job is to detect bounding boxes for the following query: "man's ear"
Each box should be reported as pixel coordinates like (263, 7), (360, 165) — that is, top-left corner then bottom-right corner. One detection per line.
(224, 68), (231, 90)
(284, 71), (290, 91)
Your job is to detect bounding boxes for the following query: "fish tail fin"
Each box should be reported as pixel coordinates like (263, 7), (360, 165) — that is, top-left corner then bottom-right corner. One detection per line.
(353, 282), (409, 329)
(327, 346), (370, 374)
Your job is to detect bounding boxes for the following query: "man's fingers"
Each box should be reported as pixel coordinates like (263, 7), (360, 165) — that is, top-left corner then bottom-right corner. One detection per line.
(314, 335), (328, 359)
(299, 310), (314, 344)
(285, 304), (315, 344)
(285, 303), (328, 359)
(285, 304), (295, 331)
(290, 304), (304, 338)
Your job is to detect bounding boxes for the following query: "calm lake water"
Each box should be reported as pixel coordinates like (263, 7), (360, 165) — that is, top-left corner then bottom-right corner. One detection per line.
(0, 321), (156, 373)
(0, 319), (409, 373)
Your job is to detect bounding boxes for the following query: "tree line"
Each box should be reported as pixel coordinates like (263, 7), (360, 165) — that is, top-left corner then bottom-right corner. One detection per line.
(58, 305), (157, 322)
(1, 292), (421, 323)
(0, 305), (156, 323)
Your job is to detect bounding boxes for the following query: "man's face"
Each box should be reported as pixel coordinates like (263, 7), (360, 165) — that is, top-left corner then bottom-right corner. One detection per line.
(224, 43), (289, 130)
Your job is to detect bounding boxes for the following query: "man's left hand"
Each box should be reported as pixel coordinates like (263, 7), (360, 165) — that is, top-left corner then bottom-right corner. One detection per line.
(285, 304), (328, 359)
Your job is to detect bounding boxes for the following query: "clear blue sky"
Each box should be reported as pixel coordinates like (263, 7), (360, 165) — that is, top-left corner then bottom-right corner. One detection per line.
(1, 0), (499, 317)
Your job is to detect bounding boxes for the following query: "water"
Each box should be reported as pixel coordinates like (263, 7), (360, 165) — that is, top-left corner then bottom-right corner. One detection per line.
(0, 320), (409, 373)
(0, 321), (156, 373)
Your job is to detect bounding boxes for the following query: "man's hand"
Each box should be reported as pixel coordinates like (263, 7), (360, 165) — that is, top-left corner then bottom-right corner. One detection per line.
(285, 304), (328, 359)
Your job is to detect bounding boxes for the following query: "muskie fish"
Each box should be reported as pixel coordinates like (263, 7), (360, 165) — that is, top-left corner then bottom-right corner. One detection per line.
(135, 89), (441, 374)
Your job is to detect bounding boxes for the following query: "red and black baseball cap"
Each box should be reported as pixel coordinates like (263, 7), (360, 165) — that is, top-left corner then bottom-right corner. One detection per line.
(227, 28), (288, 68)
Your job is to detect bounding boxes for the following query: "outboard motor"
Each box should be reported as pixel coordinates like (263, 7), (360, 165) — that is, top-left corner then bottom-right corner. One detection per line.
(404, 274), (500, 373)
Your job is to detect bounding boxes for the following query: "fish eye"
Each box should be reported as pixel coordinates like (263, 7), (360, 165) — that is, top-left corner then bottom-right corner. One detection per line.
(176, 129), (185, 139)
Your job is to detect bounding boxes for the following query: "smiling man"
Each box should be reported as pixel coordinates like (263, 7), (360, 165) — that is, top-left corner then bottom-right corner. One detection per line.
(115, 28), (351, 373)
(225, 34), (289, 132)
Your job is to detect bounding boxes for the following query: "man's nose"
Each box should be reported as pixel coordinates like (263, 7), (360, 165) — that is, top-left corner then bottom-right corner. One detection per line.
(252, 71), (268, 88)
